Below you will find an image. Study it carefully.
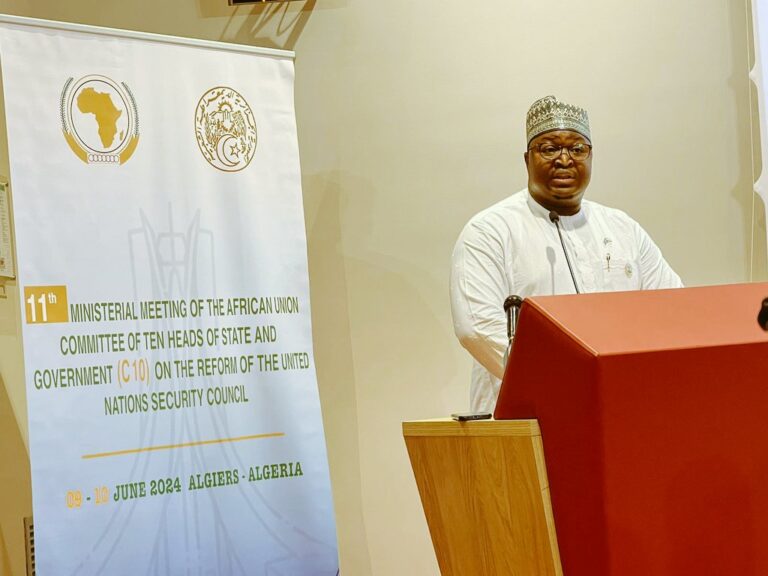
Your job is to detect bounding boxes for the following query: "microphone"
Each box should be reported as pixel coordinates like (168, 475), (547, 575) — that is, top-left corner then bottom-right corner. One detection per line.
(503, 295), (523, 342)
(548, 210), (581, 294)
(503, 295), (523, 367)
(758, 298), (768, 331)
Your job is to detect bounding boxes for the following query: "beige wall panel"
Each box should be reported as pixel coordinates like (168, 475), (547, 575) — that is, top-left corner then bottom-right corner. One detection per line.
(0, 0), (762, 574)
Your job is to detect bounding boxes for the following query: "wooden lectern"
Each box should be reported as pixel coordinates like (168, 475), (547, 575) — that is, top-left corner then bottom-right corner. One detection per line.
(405, 283), (768, 575)
(404, 419), (562, 575)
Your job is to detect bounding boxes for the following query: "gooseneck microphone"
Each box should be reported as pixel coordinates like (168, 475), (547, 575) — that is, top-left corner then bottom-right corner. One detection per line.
(503, 295), (523, 367)
(758, 298), (768, 331)
(548, 210), (581, 294)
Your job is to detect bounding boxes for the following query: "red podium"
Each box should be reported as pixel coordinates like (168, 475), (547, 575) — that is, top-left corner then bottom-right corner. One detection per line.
(494, 282), (768, 575)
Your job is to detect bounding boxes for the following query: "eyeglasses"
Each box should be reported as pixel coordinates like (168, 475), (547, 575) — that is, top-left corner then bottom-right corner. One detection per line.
(530, 143), (592, 161)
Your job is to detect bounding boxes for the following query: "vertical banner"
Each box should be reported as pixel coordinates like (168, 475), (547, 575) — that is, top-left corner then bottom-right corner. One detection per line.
(0, 17), (338, 576)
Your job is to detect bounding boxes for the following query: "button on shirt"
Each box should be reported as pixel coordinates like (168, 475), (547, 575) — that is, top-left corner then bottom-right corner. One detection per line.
(450, 189), (683, 412)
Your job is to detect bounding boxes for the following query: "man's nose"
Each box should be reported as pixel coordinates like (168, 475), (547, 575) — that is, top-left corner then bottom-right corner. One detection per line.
(554, 149), (573, 166)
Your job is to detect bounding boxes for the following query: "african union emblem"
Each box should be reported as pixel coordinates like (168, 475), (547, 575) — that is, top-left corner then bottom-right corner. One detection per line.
(60, 75), (139, 165)
(195, 86), (257, 172)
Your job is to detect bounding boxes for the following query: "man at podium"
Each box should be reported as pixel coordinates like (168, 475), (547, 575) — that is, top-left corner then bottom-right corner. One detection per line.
(450, 95), (683, 412)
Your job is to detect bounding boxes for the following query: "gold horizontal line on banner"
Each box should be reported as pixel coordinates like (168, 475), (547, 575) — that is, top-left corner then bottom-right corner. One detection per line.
(82, 432), (285, 459)
(228, 0), (301, 4)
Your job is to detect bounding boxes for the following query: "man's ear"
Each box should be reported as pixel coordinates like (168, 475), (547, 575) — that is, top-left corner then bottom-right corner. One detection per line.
(523, 151), (529, 166)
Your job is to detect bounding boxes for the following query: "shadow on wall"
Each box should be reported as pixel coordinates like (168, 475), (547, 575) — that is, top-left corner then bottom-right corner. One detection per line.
(207, 0), (317, 51)
(304, 169), (457, 574)
(303, 171), (374, 575)
(322, 168), (465, 414)
(321, 170), (460, 574)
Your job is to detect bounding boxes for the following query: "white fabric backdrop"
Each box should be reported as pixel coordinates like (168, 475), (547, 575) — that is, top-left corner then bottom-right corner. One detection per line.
(0, 18), (337, 576)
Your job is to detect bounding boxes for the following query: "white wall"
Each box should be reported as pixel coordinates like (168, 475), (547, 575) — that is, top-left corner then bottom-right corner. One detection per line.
(0, 1), (762, 574)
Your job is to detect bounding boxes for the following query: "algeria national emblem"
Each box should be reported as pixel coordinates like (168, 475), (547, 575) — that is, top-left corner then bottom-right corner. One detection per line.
(60, 75), (139, 165)
(194, 86), (257, 172)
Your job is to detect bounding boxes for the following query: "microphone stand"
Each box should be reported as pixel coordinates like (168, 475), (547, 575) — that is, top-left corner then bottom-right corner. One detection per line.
(503, 295), (523, 367)
(758, 297), (768, 331)
(549, 210), (581, 294)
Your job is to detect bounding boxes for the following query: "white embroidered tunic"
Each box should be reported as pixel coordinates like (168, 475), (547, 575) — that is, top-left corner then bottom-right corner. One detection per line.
(450, 189), (683, 412)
